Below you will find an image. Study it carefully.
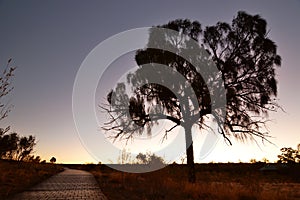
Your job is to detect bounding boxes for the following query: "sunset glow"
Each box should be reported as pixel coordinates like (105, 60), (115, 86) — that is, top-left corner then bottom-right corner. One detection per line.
(0, 0), (299, 164)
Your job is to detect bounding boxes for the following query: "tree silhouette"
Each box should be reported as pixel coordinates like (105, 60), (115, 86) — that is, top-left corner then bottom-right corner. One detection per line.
(136, 152), (165, 168)
(50, 157), (56, 163)
(0, 131), (18, 159)
(0, 59), (16, 122)
(0, 132), (36, 161)
(16, 135), (36, 161)
(103, 11), (281, 182)
(278, 147), (300, 163)
(0, 59), (17, 160)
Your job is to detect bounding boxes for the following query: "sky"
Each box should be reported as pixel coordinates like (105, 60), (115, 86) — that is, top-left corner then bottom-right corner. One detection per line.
(0, 0), (299, 164)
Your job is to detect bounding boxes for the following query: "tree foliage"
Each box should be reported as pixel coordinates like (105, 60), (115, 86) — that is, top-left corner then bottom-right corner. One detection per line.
(103, 11), (281, 182)
(277, 146), (300, 164)
(50, 157), (56, 163)
(0, 128), (36, 161)
(136, 152), (166, 167)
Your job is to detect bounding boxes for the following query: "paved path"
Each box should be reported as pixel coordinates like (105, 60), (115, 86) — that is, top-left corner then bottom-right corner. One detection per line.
(11, 168), (107, 200)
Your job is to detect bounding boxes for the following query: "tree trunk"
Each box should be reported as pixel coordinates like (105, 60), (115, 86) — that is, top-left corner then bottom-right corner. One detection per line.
(184, 125), (196, 183)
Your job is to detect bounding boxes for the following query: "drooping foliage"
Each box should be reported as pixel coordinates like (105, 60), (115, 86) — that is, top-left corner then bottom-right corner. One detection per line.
(103, 11), (281, 182)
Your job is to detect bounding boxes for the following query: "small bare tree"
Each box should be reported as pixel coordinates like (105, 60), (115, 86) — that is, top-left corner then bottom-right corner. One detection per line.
(0, 59), (16, 121)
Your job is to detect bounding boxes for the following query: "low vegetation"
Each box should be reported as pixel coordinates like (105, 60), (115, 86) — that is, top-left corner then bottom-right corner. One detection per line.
(86, 163), (300, 200)
(0, 160), (63, 199)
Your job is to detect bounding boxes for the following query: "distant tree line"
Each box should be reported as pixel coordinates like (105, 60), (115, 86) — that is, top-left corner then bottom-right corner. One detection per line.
(117, 149), (166, 167)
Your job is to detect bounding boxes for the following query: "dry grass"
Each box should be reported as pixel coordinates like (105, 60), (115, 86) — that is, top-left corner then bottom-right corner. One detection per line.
(0, 160), (63, 199)
(89, 163), (300, 200)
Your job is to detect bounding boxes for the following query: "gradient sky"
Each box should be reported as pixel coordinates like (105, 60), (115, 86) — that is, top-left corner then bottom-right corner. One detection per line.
(0, 0), (299, 164)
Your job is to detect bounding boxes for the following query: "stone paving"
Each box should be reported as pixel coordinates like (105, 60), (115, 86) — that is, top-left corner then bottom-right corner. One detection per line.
(10, 168), (107, 200)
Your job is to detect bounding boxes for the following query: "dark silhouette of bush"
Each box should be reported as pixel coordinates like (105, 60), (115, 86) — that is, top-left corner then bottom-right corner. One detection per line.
(0, 129), (36, 161)
(50, 157), (56, 163)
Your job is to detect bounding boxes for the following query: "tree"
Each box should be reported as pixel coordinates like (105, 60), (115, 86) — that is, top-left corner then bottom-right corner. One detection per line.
(0, 131), (18, 159)
(117, 148), (132, 164)
(16, 135), (36, 161)
(262, 157), (269, 163)
(50, 157), (56, 163)
(0, 59), (38, 162)
(0, 59), (16, 122)
(0, 58), (17, 159)
(103, 11), (281, 182)
(136, 152), (165, 168)
(31, 155), (41, 163)
(0, 59), (16, 159)
(0, 132), (36, 161)
(277, 147), (300, 164)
